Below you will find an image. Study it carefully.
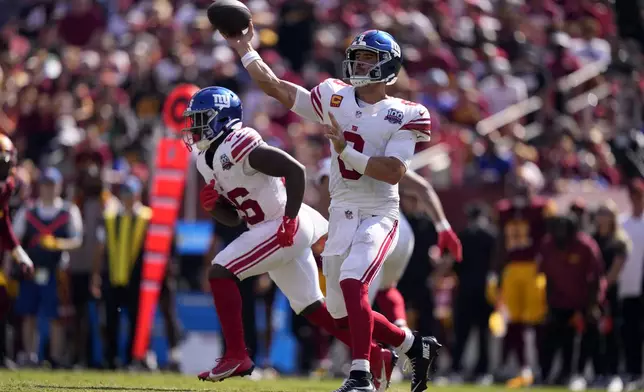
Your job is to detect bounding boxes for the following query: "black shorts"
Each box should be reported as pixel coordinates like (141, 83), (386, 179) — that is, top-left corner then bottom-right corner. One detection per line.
(70, 273), (92, 311)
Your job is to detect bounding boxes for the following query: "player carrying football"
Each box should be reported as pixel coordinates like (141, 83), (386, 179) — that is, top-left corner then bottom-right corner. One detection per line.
(224, 25), (460, 392)
(184, 87), (399, 391)
(488, 176), (556, 387)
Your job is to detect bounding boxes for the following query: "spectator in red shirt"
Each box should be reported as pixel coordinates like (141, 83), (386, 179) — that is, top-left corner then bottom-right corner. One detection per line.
(538, 214), (604, 384)
(57, 0), (105, 47)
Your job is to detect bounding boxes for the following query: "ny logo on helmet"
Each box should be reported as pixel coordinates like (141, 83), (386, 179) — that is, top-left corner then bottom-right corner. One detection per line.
(212, 94), (231, 109)
(391, 41), (401, 58)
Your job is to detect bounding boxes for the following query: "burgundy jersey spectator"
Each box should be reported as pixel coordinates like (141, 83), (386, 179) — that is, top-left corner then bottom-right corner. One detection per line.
(57, 0), (106, 47)
(562, 0), (616, 38)
(0, 178), (19, 253)
(539, 224), (603, 310)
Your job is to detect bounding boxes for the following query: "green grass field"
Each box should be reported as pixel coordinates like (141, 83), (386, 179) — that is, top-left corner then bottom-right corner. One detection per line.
(0, 370), (569, 392)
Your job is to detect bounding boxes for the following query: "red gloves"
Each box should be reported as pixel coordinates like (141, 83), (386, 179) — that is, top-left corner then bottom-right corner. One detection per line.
(436, 220), (462, 262)
(277, 216), (298, 247)
(200, 180), (220, 212)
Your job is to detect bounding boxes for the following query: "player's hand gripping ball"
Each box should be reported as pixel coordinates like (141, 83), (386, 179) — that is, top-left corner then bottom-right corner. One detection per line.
(207, 0), (252, 37)
(276, 216), (298, 247)
(200, 180), (220, 212)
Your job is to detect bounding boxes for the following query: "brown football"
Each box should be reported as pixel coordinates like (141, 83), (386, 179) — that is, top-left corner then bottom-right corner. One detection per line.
(207, 0), (251, 37)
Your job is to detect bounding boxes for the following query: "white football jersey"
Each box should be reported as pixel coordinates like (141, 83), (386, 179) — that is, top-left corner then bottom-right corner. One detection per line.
(306, 78), (432, 219)
(195, 127), (287, 227)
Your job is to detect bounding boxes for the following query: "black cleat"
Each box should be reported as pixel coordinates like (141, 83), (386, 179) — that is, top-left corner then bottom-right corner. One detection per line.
(333, 371), (376, 392)
(405, 334), (442, 392)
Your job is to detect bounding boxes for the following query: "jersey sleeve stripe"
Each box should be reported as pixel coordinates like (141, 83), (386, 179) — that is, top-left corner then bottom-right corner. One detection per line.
(230, 129), (250, 148)
(400, 124), (431, 135)
(232, 134), (261, 161)
(234, 138), (263, 163)
(311, 86), (324, 121)
(406, 118), (431, 125)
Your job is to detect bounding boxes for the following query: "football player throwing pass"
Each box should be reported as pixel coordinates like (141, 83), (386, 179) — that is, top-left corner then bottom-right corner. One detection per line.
(224, 25), (459, 392)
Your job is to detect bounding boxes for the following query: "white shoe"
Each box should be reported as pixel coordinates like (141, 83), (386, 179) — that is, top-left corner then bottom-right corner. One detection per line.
(607, 376), (624, 392)
(569, 375), (587, 392)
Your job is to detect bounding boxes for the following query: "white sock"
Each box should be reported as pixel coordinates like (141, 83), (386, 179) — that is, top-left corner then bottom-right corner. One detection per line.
(351, 359), (370, 373)
(170, 347), (181, 362)
(395, 329), (414, 354)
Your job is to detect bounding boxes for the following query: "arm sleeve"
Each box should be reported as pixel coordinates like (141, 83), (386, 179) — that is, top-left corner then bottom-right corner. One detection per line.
(384, 130), (416, 170)
(10, 207), (27, 243)
(400, 105), (432, 142)
(291, 84), (325, 124)
(67, 204), (84, 240)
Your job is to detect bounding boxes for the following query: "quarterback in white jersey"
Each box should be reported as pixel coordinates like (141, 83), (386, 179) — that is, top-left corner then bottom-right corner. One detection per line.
(184, 86), (399, 389)
(224, 26), (452, 392)
(316, 157), (415, 328)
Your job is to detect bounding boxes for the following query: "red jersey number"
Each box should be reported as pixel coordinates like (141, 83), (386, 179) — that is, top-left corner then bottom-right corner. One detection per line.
(338, 129), (365, 180)
(227, 187), (265, 225)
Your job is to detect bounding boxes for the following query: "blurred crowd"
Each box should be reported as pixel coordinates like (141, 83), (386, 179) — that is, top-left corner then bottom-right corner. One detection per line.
(1, 0), (644, 389)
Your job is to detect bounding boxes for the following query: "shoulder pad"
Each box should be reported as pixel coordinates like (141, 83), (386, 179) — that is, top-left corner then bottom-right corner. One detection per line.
(223, 127), (264, 163)
(399, 103), (431, 142)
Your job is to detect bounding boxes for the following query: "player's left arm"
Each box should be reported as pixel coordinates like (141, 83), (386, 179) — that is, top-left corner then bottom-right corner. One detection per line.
(248, 144), (305, 219)
(400, 170), (449, 226)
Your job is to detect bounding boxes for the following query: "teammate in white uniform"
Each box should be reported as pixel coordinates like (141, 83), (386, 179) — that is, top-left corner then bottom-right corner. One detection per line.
(224, 26), (462, 392)
(183, 86), (398, 389)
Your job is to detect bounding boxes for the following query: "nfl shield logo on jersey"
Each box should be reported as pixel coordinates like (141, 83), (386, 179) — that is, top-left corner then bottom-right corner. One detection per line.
(344, 210), (353, 219)
(220, 154), (233, 170)
(384, 108), (404, 124)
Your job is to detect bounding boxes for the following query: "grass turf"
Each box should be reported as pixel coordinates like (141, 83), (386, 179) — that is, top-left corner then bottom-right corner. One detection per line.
(0, 370), (570, 392)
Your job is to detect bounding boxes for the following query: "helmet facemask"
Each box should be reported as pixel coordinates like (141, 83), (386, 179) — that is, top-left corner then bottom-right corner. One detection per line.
(343, 47), (398, 87)
(182, 109), (223, 152)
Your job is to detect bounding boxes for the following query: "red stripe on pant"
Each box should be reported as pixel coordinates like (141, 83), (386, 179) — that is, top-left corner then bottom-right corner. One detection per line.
(360, 220), (398, 285)
(228, 237), (281, 276)
(226, 234), (277, 270)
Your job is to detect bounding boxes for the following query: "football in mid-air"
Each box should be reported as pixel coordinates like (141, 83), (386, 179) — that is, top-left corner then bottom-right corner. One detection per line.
(207, 0), (251, 37)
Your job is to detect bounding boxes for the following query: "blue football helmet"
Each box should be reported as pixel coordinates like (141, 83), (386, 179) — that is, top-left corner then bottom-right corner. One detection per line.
(182, 86), (243, 151)
(343, 30), (403, 87)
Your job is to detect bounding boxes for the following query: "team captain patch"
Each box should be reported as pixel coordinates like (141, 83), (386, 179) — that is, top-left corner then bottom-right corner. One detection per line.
(330, 94), (343, 107)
